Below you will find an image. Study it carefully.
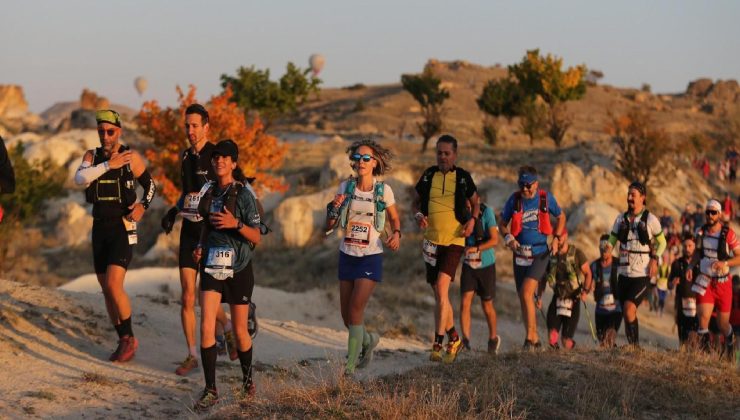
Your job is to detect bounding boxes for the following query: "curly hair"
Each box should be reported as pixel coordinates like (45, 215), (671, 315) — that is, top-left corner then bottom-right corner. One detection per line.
(346, 139), (393, 176)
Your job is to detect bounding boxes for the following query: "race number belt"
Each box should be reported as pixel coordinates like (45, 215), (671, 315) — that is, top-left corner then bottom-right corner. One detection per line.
(204, 246), (235, 280)
(423, 239), (438, 267)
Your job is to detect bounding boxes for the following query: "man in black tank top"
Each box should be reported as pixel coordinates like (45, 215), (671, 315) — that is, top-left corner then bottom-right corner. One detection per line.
(160, 104), (236, 375)
(74, 109), (156, 363)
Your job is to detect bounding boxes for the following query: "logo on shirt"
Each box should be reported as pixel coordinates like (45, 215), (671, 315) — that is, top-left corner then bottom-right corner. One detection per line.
(522, 209), (538, 224)
(365, 272), (373, 276)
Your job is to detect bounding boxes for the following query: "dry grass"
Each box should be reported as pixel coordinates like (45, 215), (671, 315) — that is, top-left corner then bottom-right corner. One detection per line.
(210, 347), (739, 419)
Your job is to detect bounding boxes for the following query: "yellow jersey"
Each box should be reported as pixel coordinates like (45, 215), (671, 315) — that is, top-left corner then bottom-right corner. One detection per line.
(425, 171), (465, 246)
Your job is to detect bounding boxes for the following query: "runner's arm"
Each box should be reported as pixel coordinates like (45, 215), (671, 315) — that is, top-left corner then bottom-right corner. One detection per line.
(476, 226), (498, 251)
(580, 262), (593, 294)
(74, 150), (105, 185)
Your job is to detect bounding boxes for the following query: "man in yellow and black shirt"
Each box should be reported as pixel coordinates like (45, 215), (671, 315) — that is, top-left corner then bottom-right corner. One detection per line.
(414, 135), (479, 363)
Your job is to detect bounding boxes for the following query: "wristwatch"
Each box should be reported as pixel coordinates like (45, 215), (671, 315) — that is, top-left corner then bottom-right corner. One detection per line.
(236, 220), (244, 230)
(393, 229), (402, 238)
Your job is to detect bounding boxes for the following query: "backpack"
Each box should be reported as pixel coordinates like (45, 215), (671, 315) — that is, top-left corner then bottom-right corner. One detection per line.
(416, 166), (473, 225)
(699, 223), (730, 261)
(510, 190), (552, 237)
(617, 210), (651, 245)
(547, 246), (583, 299)
(338, 177), (387, 232)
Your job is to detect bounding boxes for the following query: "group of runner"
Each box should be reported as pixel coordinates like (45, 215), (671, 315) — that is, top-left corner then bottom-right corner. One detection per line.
(4, 114), (736, 413)
(73, 107), (261, 411)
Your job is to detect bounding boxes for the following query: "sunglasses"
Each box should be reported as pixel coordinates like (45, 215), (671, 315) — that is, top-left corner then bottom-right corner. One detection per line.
(705, 210), (719, 216)
(351, 153), (374, 163)
(98, 129), (117, 137)
(519, 182), (536, 190)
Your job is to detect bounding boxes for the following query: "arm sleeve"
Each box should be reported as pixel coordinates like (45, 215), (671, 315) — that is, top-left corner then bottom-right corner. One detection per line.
(0, 138), (15, 194)
(74, 160), (108, 185)
(653, 232), (667, 257)
(137, 170), (156, 209)
(649, 214), (666, 256)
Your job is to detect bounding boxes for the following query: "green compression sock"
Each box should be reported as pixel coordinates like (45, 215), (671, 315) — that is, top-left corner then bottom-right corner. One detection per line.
(346, 325), (364, 372)
(363, 328), (371, 346)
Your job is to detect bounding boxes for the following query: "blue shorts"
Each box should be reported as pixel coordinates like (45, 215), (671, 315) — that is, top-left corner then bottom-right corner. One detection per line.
(338, 251), (383, 282)
(513, 251), (550, 293)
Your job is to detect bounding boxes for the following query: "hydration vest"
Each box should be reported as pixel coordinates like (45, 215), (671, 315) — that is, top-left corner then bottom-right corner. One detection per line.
(510, 190), (552, 237)
(417, 166), (473, 225)
(547, 246), (583, 299)
(181, 142), (215, 194)
(338, 177), (387, 233)
(617, 210), (651, 245)
(85, 145), (137, 208)
(591, 258), (620, 308)
(699, 223), (730, 261)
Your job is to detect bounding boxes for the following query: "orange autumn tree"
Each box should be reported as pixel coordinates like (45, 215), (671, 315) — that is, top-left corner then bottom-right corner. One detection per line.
(137, 85), (288, 204)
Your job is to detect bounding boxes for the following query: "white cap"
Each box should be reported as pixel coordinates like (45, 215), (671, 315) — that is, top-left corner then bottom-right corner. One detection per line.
(706, 199), (722, 212)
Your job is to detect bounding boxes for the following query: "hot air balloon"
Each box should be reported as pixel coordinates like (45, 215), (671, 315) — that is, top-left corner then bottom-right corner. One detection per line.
(308, 54), (325, 76)
(134, 77), (148, 96)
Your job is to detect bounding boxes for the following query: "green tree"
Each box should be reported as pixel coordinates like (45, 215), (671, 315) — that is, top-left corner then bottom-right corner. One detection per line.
(479, 49), (587, 147)
(520, 100), (549, 144)
(476, 78), (522, 145)
(0, 143), (66, 223)
(221, 62), (321, 129)
(608, 110), (671, 185)
(401, 69), (450, 152)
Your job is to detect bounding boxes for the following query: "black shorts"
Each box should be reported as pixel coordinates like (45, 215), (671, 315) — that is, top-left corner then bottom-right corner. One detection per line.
(617, 275), (650, 306)
(200, 260), (254, 305)
(513, 251), (550, 293)
(425, 244), (464, 285)
(179, 219), (203, 270)
(595, 311), (623, 341)
(92, 220), (133, 274)
(546, 296), (581, 339)
(460, 263), (496, 301)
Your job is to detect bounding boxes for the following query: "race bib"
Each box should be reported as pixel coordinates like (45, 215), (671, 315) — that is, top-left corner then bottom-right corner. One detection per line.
(515, 245), (534, 267)
(464, 250), (482, 269)
(344, 221), (371, 247)
(423, 239), (438, 267)
(619, 248), (629, 265)
(122, 217), (137, 245)
(600, 293), (615, 307)
(691, 274), (710, 296)
(556, 298), (574, 317)
(682, 297), (697, 317)
(204, 246), (234, 281)
(181, 192), (204, 222)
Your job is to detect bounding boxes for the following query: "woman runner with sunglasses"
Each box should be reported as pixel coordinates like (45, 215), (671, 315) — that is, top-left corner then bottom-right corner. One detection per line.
(326, 139), (401, 376)
(192, 139), (262, 411)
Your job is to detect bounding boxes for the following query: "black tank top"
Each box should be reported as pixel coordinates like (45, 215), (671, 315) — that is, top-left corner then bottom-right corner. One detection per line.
(88, 145), (137, 220)
(181, 142), (216, 194)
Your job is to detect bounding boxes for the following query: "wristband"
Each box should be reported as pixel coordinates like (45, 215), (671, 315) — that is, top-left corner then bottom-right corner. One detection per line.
(415, 212), (424, 220)
(237, 220), (244, 230)
(505, 233), (514, 244)
(393, 229), (402, 238)
(103, 161), (110, 171)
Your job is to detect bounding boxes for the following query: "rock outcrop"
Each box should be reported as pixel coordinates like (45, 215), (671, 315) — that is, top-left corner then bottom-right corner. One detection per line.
(0, 85), (29, 117)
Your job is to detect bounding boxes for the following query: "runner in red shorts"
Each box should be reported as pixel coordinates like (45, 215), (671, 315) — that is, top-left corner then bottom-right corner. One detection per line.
(690, 199), (740, 359)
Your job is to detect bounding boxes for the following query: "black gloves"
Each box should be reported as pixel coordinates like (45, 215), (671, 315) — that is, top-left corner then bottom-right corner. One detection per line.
(161, 206), (178, 234)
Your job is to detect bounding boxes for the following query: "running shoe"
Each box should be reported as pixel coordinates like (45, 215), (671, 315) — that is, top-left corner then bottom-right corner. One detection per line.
(224, 330), (238, 361)
(430, 343), (444, 362)
(462, 337), (471, 351)
(442, 338), (463, 364)
(115, 336), (138, 363)
(216, 335), (226, 357)
(487, 336), (501, 355)
(357, 332), (380, 369)
(248, 302), (258, 339)
(239, 380), (256, 399)
(175, 355), (199, 376)
(604, 328), (617, 348)
(194, 387), (219, 412)
(109, 339), (124, 361)
(522, 339), (541, 351)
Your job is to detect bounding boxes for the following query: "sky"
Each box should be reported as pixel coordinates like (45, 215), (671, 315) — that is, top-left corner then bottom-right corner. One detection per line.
(2, 0), (739, 113)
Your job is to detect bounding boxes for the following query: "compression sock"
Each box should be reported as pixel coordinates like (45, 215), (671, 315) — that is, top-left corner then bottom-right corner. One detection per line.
(363, 328), (371, 346)
(625, 319), (639, 345)
(446, 326), (459, 342)
(119, 317), (134, 337)
(114, 323), (125, 339)
(698, 329), (710, 353)
(435, 334), (445, 346)
(237, 347), (253, 386)
(346, 325), (364, 372)
(201, 344), (218, 390)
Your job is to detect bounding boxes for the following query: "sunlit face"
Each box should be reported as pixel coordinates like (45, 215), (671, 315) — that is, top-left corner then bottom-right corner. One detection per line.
(520, 180), (538, 199)
(627, 188), (644, 211)
(97, 122), (121, 155)
(705, 208), (720, 226)
(350, 145), (377, 176)
(436, 142), (456, 172)
(185, 113), (209, 148)
(212, 154), (237, 177)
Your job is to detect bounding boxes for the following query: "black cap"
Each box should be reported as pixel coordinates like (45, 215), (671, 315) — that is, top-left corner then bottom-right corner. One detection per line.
(212, 139), (238, 161)
(629, 180), (646, 196)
